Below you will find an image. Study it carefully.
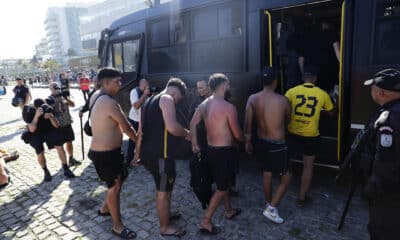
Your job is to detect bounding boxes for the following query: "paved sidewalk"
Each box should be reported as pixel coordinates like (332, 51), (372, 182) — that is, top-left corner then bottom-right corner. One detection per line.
(0, 87), (369, 240)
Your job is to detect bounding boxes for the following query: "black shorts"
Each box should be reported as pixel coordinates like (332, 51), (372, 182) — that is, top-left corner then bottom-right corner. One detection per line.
(29, 131), (61, 154)
(207, 146), (236, 191)
(287, 133), (320, 156)
(55, 125), (75, 144)
(255, 138), (290, 175)
(88, 148), (127, 188)
(148, 158), (176, 192)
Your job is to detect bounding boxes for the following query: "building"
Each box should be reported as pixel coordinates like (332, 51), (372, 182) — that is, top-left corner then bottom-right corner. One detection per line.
(44, 7), (88, 64)
(80, 0), (152, 56)
(34, 38), (51, 62)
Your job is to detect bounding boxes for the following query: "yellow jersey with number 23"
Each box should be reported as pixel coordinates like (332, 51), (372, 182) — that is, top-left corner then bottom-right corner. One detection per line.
(285, 83), (334, 137)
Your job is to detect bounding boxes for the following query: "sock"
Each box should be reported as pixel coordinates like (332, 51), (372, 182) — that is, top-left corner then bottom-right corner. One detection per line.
(268, 205), (276, 211)
(69, 156), (73, 161)
(62, 164), (68, 170)
(43, 167), (49, 172)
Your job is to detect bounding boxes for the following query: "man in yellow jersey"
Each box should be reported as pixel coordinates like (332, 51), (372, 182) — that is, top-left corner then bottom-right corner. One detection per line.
(285, 65), (334, 207)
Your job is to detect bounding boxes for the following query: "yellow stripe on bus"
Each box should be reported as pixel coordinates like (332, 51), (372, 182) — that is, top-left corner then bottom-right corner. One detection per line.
(337, 1), (346, 161)
(264, 10), (273, 67)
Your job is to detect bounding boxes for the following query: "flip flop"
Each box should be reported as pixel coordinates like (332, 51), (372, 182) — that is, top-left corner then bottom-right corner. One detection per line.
(0, 176), (10, 190)
(97, 209), (111, 217)
(169, 211), (181, 221)
(160, 228), (186, 238)
(224, 208), (242, 220)
(199, 225), (221, 235)
(111, 227), (136, 239)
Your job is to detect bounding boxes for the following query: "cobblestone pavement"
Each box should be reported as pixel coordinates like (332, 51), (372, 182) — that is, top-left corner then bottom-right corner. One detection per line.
(0, 87), (369, 240)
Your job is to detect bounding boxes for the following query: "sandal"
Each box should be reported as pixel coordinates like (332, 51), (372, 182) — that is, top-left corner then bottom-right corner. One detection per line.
(0, 176), (10, 190)
(160, 228), (186, 238)
(169, 211), (181, 221)
(111, 227), (136, 239)
(97, 209), (111, 217)
(199, 225), (221, 235)
(224, 208), (242, 220)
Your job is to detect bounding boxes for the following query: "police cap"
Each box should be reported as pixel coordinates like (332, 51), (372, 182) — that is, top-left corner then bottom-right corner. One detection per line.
(364, 68), (400, 92)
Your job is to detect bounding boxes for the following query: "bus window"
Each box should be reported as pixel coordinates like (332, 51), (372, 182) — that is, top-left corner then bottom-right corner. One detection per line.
(123, 40), (140, 73)
(112, 43), (123, 72)
(106, 46), (113, 67)
(373, 0), (400, 64)
(150, 18), (169, 48)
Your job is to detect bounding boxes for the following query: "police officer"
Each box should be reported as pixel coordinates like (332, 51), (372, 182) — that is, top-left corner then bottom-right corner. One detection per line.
(363, 68), (400, 240)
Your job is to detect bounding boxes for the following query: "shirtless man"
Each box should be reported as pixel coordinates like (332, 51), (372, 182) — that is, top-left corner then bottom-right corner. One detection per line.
(88, 68), (137, 239)
(191, 73), (243, 235)
(244, 67), (292, 224)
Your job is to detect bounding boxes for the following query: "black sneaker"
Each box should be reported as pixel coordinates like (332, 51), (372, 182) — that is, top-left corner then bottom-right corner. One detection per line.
(63, 167), (75, 178)
(43, 170), (52, 182)
(296, 196), (312, 207)
(69, 157), (81, 166)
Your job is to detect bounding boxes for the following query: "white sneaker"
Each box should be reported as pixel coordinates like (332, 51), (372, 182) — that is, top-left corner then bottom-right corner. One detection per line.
(263, 207), (284, 224)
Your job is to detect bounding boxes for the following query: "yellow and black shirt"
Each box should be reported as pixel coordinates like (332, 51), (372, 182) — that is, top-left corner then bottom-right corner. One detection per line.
(285, 83), (334, 137)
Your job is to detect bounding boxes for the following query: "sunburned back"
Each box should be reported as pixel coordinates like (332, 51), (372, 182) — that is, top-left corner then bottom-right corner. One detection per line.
(253, 91), (288, 141)
(90, 95), (123, 151)
(203, 98), (234, 147)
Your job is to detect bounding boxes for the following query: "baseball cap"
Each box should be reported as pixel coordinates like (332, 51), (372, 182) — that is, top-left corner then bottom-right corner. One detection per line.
(16, 77), (23, 81)
(261, 67), (276, 85)
(364, 68), (400, 92)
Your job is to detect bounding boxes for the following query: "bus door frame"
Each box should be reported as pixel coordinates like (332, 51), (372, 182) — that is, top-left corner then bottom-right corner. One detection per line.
(262, 0), (352, 167)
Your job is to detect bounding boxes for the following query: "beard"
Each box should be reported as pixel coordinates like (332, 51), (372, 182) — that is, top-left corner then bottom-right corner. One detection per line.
(224, 90), (232, 100)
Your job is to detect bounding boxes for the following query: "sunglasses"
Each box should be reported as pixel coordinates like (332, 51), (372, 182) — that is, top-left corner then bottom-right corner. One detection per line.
(53, 86), (61, 90)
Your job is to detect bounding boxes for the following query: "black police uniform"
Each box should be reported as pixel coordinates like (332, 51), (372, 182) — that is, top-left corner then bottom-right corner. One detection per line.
(363, 69), (400, 240)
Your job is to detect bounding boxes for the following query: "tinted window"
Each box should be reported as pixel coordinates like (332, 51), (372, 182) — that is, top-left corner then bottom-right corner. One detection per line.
(150, 18), (169, 47)
(113, 43), (123, 71)
(123, 40), (140, 72)
(374, 0), (400, 64)
(191, 8), (218, 40)
(149, 45), (188, 73)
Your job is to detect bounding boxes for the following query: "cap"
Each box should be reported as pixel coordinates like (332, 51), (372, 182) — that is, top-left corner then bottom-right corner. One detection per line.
(364, 68), (400, 92)
(303, 65), (319, 76)
(16, 77), (23, 81)
(261, 67), (276, 85)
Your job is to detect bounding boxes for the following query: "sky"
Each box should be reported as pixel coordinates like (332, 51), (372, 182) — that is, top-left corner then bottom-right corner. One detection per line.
(0, 0), (100, 60)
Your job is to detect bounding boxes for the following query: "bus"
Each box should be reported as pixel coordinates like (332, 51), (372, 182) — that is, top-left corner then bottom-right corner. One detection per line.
(97, 0), (400, 167)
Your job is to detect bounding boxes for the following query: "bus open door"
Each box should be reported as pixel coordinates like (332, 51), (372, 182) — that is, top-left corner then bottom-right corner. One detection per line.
(262, 0), (349, 168)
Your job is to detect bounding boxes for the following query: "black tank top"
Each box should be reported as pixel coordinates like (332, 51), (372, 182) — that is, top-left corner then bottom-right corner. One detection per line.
(141, 94), (171, 161)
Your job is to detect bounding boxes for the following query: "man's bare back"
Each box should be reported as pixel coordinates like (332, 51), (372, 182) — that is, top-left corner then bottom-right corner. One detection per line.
(90, 93), (124, 151)
(199, 96), (242, 147)
(247, 90), (291, 141)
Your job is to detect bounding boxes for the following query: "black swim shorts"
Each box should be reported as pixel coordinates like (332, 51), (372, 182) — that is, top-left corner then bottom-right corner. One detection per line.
(255, 138), (290, 175)
(55, 125), (75, 144)
(29, 131), (61, 154)
(148, 158), (176, 192)
(88, 148), (127, 188)
(287, 133), (320, 157)
(207, 146), (236, 191)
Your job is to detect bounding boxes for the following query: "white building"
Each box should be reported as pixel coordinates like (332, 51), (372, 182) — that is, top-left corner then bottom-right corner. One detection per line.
(45, 7), (88, 64)
(80, 0), (151, 56)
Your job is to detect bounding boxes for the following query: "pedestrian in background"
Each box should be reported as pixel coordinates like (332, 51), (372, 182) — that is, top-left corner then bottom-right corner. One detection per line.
(126, 78), (150, 166)
(78, 73), (91, 101)
(48, 82), (81, 166)
(13, 77), (31, 110)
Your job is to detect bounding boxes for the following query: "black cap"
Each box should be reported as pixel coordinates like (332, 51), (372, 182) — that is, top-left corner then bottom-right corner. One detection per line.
(364, 69), (400, 92)
(261, 67), (276, 85)
(16, 77), (23, 81)
(304, 65), (319, 77)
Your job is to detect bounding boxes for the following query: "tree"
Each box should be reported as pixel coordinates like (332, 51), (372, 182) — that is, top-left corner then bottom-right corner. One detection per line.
(42, 59), (59, 74)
